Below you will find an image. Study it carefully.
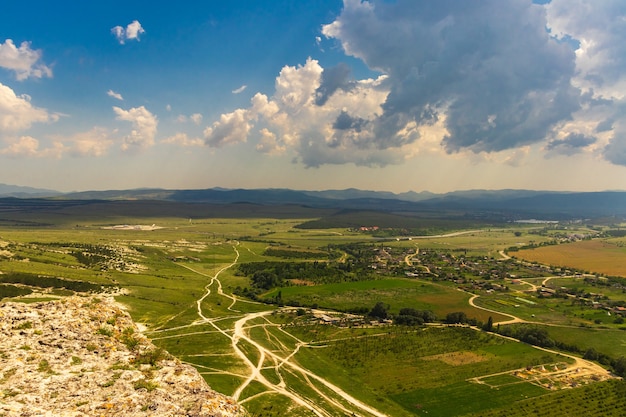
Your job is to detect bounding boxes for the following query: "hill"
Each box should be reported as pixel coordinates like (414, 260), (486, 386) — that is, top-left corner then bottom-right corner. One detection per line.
(1, 184), (625, 221)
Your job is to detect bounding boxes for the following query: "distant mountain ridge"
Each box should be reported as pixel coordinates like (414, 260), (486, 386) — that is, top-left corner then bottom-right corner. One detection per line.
(0, 183), (60, 198)
(3, 184), (626, 220)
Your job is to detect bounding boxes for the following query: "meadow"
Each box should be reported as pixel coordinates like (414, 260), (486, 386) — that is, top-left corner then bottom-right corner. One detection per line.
(0, 207), (625, 416)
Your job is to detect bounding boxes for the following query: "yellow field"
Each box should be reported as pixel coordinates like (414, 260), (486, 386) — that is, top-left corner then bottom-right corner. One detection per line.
(515, 240), (626, 277)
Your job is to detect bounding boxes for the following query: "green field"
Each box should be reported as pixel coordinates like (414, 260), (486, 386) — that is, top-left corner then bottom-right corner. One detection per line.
(1, 209), (624, 416)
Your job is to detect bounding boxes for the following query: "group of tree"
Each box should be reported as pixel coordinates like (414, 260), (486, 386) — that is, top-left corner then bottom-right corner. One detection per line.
(237, 260), (376, 290)
(497, 324), (626, 377)
(394, 307), (438, 325)
(0, 272), (112, 293)
(366, 302), (437, 325)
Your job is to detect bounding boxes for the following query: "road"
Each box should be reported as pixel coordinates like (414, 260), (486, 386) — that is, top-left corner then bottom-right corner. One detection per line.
(466, 293), (525, 325)
(150, 235), (615, 416)
(168, 242), (389, 417)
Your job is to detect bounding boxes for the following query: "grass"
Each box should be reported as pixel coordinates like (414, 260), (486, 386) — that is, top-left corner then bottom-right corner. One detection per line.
(264, 278), (509, 322)
(1, 215), (623, 416)
(392, 380), (547, 416)
(520, 324), (626, 359)
(463, 379), (626, 417)
(289, 326), (565, 416)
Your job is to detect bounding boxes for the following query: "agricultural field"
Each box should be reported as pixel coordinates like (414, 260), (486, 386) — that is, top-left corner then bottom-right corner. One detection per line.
(0, 209), (625, 416)
(514, 239), (626, 277)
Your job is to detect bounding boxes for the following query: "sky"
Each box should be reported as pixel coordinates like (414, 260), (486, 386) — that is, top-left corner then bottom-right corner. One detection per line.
(1, 0), (626, 194)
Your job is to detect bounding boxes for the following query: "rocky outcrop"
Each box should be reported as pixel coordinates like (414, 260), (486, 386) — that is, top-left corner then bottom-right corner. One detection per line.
(0, 296), (246, 417)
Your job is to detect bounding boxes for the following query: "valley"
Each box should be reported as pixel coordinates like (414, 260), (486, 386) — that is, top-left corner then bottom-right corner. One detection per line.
(0, 198), (625, 416)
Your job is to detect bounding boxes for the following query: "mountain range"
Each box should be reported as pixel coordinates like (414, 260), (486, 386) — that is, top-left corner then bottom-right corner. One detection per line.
(1, 184), (625, 220)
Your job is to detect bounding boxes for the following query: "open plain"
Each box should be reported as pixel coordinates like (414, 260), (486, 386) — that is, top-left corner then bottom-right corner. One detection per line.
(0, 199), (625, 416)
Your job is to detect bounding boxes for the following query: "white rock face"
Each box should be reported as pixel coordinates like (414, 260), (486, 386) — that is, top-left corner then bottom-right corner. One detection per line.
(0, 296), (246, 417)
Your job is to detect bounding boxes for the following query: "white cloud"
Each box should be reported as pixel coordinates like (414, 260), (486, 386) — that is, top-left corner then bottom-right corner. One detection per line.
(64, 127), (114, 157)
(190, 113), (203, 125)
(204, 58), (391, 166)
(162, 132), (203, 147)
(204, 108), (251, 148)
(111, 26), (125, 43)
(256, 128), (285, 155)
(1, 128), (116, 159)
(125, 20), (145, 41)
(107, 89), (123, 101)
(175, 113), (203, 125)
(0, 82), (56, 132)
(113, 105), (158, 151)
(207, 59), (390, 166)
(0, 135), (67, 159)
(232, 85), (247, 94)
(200, 1), (626, 169)
(111, 20), (145, 44)
(0, 136), (40, 157)
(0, 39), (52, 81)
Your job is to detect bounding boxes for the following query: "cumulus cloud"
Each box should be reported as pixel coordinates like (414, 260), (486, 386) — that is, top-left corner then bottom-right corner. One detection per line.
(200, 1), (626, 169)
(322, 0), (581, 154)
(0, 128), (115, 159)
(0, 39), (52, 81)
(0, 82), (56, 132)
(203, 58), (392, 166)
(204, 108), (251, 148)
(107, 90), (123, 101)
(162, 132), (203, 147)
(547, 0), (626, 99)
(111, 20), (145, 44)
(0, 135), (66, 158)
(546, 0), (626, 166)
(0, 136), (40, 157)
(113, 105), (157, 151)
(62, 127), (114, 157)
(256, 128), (285, 155)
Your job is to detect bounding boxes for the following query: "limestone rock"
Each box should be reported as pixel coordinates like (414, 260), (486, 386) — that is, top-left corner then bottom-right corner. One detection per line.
(0, 296), (246, 417)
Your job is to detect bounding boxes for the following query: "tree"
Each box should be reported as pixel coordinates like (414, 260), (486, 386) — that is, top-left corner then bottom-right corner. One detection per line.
(583, 348), (599, 361)
(369, 302), (389, 320)
(482, 316), (494, 332)
(612, 356), (626, 377)
(445, 311), (468, 324)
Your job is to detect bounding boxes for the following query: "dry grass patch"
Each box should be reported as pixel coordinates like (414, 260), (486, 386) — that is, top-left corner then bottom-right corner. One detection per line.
(516, 240), (626, 277)
(423, 350), (491, 366)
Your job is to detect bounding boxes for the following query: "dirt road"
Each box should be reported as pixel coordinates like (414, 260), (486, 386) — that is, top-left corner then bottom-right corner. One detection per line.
(175, 242), (389, 417)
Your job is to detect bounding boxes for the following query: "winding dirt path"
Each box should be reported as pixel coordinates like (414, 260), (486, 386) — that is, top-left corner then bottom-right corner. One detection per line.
(466, 293), (525, 325)
(171, 242), (388, 417)
(230, 310), (389, 417)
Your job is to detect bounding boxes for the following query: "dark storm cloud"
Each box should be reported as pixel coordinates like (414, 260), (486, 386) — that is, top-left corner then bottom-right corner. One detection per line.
(332, 110), (365, 131)
(323, 0), (582, 153)
(546, 132), (596, 156)
(604, 132), (626, 165)
(315, 63), (353, 106)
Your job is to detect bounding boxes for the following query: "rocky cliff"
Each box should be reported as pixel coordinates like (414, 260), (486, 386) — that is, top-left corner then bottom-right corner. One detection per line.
(0, 296), (246, 416)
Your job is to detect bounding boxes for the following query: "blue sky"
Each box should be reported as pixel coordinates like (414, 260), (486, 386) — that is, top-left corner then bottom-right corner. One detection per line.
(1, 0), (626, 193)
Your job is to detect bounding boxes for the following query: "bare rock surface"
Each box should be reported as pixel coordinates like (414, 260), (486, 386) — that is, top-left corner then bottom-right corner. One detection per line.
(0, 296), (246, 417)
